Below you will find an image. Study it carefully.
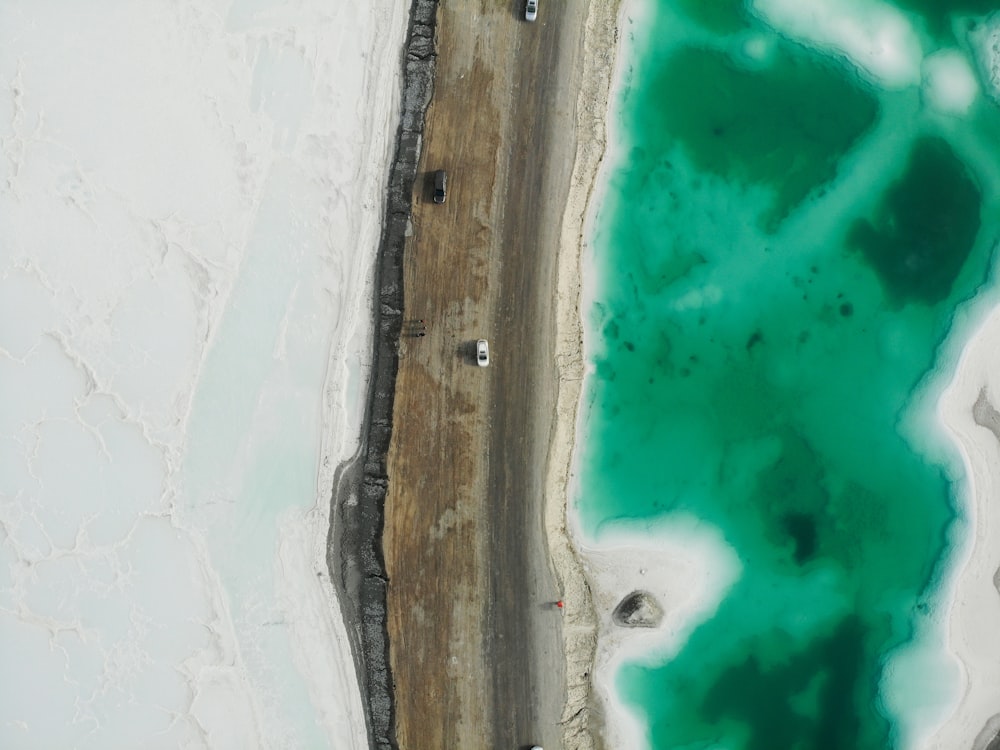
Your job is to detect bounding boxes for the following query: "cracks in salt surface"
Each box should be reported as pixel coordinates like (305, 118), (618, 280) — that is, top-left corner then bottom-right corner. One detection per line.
(0, 310), (225, 740)
(1, 471), (252, 740)
(2, 63), (43, 196)
(53, 160), (102, 227)
(3, 64), (107, 232)
(1, 0), (410, 744)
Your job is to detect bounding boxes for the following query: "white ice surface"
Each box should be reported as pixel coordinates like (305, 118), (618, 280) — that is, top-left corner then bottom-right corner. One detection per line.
(0, 1), (407, 747)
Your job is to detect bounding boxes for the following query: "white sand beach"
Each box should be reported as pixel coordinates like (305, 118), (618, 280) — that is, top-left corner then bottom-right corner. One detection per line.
(0, 2), (406, 747)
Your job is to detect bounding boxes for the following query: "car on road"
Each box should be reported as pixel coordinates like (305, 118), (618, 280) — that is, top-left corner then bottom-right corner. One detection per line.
(525, 0), (538, 22)
(433, 169), (447, 203)
(476, 339), (490, 367)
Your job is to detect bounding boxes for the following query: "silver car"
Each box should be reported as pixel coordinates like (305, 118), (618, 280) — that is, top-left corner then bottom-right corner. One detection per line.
(476, 339), (490, 367)
(525, 0), (537, 22)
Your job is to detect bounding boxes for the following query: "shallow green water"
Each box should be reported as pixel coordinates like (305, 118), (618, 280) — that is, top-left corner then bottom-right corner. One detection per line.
(580, 1), (1000, 747)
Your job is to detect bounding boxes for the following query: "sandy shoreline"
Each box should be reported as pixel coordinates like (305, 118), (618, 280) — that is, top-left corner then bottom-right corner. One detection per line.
(545, 0), (623, 747)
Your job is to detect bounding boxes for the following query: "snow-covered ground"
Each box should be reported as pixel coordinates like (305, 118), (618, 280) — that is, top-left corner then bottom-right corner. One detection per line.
(0, 2), (407, 747)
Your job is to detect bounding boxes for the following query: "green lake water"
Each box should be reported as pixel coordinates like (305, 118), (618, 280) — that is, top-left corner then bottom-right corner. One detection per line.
(578, 1), (1000, 747)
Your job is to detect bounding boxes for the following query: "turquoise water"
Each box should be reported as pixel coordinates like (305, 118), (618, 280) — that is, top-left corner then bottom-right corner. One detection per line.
(580, 1), (1000, 747)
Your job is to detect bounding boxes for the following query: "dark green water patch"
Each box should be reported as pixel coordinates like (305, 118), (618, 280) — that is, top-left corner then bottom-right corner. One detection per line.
(751, 429), (830, 566)
(619, 595), (896, 749)
(636, 44), (878, 229)
(783, 511), (819, 564)
(849, 137), (982, 307)
(695, 616), (879, 750)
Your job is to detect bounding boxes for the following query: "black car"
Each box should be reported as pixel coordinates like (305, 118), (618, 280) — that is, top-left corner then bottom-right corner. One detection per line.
(433, 170), (447, 204)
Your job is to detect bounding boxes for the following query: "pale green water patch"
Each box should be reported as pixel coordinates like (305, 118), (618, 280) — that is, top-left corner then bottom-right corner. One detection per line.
(672, 0), (748, 33)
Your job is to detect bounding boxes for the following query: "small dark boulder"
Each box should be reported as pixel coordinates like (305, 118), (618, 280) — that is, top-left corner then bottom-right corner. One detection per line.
(612, 590), (664, 629)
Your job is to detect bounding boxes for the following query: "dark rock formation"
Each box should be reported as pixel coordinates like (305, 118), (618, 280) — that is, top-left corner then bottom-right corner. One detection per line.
(612, 590), (664, 629)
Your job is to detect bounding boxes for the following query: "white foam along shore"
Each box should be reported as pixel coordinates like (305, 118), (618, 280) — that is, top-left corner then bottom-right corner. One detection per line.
(0, 3), (406, 747)
(556, 1), (1000, 748)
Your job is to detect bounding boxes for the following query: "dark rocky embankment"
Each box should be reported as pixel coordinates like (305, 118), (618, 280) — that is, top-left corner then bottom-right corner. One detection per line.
(325, 2), (438, 748)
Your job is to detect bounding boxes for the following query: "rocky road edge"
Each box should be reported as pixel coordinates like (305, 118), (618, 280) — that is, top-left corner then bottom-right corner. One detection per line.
(325, 2), (438, 749)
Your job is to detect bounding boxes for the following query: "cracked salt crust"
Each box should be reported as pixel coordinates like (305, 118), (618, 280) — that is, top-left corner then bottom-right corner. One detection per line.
(0, 1), (407, 747)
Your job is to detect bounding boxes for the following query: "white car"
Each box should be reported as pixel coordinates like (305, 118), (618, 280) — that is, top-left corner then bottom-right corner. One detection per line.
(525, 0), (537, 22)
(433, 169), (447, 204)
(476, 339), (490, 367)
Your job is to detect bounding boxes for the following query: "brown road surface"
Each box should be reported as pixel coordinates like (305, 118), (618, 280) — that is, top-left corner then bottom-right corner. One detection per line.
(384, 2), (589, 748)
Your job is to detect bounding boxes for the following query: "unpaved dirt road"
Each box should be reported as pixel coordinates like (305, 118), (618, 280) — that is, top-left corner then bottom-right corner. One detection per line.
(384, 2), (589, 748)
